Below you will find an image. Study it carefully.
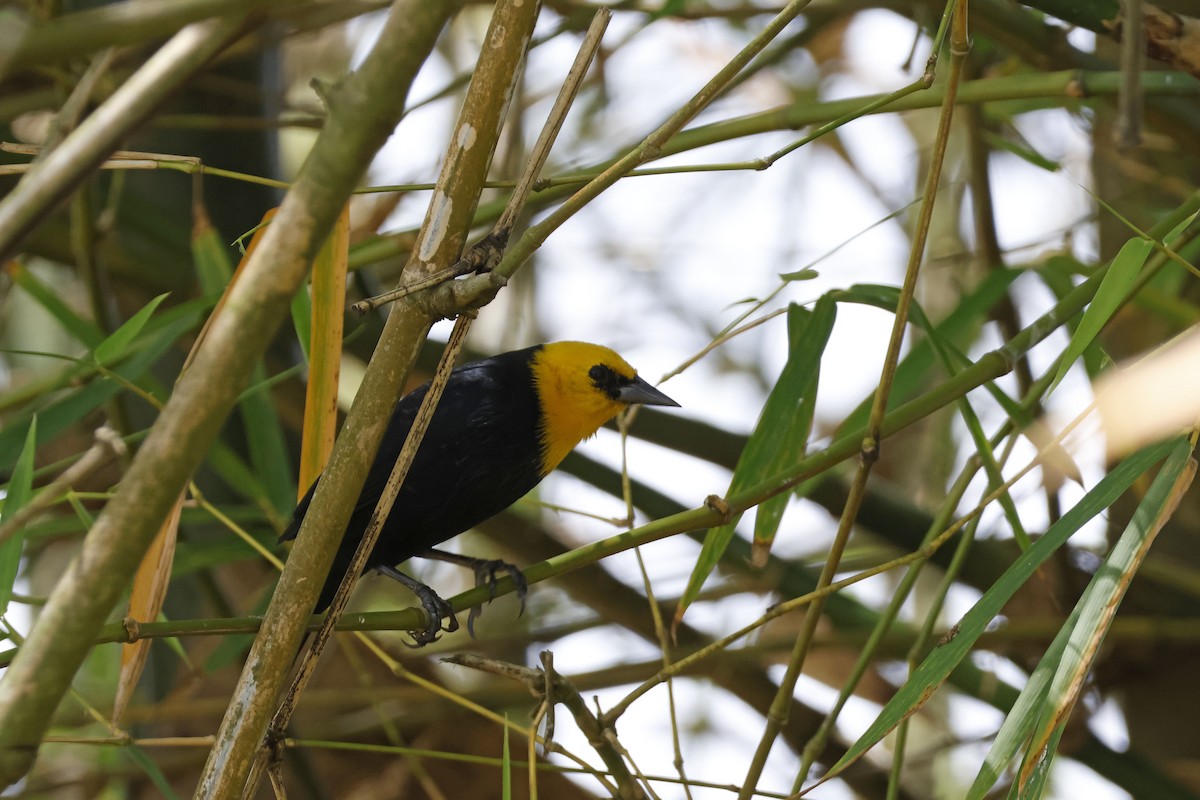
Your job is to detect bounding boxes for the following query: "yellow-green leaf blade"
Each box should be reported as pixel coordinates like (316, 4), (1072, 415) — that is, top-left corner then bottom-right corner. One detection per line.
(0, 418), (37, 614)
(1049, 236), (1154, 394)
(815, 436), (1180, 790)
(675, 298), (835, 626)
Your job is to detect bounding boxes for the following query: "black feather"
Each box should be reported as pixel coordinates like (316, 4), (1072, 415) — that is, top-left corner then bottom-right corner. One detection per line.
(281, 346), (545, 613)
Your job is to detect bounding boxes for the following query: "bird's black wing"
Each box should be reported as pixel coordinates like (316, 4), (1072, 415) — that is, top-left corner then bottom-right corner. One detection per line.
(280, 348), (545, 613)
(281, 347), (544, 551)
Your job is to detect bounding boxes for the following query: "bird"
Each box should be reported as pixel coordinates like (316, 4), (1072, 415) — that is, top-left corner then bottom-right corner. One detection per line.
(281, 341), (679, 644)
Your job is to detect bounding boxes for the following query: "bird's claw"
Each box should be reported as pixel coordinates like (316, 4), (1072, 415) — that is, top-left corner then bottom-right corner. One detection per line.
(388, 554), (528, 640)
(374, 564), (459, 647)
(473, 558), (528, 608)
(466, 559), (528, 638)
(405, 584), (459, 647)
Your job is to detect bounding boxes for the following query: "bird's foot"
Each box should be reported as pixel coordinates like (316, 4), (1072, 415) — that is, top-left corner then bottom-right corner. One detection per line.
(375, 564), (459, 646)
(406, 582), (459, 647)
(420, 549), (528, 638)
(465, 558), (528, 638)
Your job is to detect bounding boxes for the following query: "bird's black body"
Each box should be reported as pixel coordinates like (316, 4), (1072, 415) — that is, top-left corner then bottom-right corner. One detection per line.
(282, 346), (546, 613)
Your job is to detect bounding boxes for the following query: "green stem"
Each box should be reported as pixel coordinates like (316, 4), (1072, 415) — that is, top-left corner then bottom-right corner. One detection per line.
(744, 4), (967, 792)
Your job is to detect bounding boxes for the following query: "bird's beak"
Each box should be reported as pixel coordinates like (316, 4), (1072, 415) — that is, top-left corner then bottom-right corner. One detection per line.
(618, 376), (680, 407)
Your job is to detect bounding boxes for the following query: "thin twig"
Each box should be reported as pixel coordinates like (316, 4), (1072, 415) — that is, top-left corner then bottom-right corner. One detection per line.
(39, 50), (118, 154)
(621, 420), (693, 798)
(740, 1), (967, 794)
(351, 7), (613, 316)
(0, 426), (126, 548)
(495, 0), (820, 281)
(797, 357), (1061, 780)
(448, 652), (647, 800)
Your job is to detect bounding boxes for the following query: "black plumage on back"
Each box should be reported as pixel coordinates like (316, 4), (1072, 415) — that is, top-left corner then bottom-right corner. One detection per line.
(281, 346), (545, 613)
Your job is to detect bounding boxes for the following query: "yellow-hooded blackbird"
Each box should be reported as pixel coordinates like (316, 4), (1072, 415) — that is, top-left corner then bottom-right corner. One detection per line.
(282, 341), (679, 642)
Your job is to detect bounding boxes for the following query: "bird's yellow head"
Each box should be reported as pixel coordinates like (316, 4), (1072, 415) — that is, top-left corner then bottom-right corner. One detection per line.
(531, 341), (679, 475)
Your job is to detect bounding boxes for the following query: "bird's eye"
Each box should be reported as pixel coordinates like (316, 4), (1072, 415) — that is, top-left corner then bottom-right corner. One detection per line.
(588, 364), (622, 399)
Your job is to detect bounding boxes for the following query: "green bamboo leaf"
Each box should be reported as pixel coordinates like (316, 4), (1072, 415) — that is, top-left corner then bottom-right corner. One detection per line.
(1014, 724), (1064, 799)
(676, 298), (835, 623)
(1018, 441), (1193, 788)
(727, 296), (760, 308)
(7, 262), (105, 348)
(1049, 236), (1154, 394)
(1033, 254), (1110, 380)
(1145, 212), (1200, 299)
(173, 528), (274, 576)
(193, 213), (294, 516)
(122, 744), (182, 800)
(752, 297), (836, 559)
(779, 268), (819, 282)
(0, 419), (37, 614)
(241, 362), (296, 517)
(815, 436), (1180, 790)
(205, 441), (270, 510)
(291, 285), (313, 363)
(837, 282), (900, 314)
(984, 130), (1061, 172)
(0, 305), (202, 471)
(1163, 210), (1198, 248)
(135, 295), (217, 345)
(965, 609), (1078, 798)
(192, 208), (234, 293)
(918, 318), (1031, 547)
(92, 293), (169, 366)
(0, 292), (209, 425)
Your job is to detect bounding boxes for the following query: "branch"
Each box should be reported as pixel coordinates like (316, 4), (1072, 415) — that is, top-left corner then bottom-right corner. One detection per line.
(196, 0), (542, 795)
(0, 1), (454, 791)
(447, 652), (650, 800)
